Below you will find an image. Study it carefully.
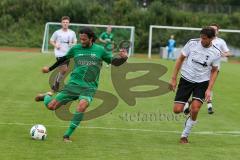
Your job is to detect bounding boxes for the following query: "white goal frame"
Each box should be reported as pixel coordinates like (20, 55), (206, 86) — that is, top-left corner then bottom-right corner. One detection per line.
(148, 25), (240, 59)
(42, 22), (135, 56)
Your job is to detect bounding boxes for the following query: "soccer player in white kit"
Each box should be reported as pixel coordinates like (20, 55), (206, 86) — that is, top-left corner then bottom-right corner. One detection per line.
(169, 27), (221, 144)
(206, 23), (231, 114)
(183, 24), (231, 115)
(50, 16), (77, 92)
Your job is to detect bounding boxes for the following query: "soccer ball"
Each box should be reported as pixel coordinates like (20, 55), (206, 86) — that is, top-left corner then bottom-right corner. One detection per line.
(30, 124), (47, 140)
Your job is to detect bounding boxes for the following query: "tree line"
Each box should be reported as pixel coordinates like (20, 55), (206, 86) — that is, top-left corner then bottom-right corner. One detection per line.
(1, 0), (240, 52)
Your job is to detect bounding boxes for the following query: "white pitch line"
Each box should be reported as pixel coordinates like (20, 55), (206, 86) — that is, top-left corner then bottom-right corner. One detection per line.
(0, 122), (240, 137)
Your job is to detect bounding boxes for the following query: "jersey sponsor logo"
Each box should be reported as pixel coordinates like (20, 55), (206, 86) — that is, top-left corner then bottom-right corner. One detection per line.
(90, 54), (96, 58)
(192, 59), (208, 67)
(77, 60), (97, 66)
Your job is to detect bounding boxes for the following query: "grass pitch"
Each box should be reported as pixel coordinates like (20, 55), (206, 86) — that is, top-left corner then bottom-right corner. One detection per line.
(0, 51), (240, 160)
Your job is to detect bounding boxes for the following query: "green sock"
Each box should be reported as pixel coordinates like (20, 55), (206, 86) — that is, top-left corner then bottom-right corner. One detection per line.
(43, 95), (52, 108)
(64, 112), (84, 137)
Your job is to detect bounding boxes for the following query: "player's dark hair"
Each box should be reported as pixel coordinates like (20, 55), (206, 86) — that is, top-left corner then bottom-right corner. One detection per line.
(200, 27), (216, 38)
(79, 27), (96, 42)
(61, 16), (70, 21)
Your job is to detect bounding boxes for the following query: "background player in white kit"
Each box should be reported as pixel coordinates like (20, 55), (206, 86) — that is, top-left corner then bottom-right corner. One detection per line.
(206, 23), (231, 113)
(183, 23), (231, 115)
(169, 27), (221, 144)
(50, 16), (77, 92)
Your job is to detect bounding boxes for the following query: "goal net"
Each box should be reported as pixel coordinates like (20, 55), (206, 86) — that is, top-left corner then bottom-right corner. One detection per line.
(148, 25), (240, 59)
(42, 22), (135, 56)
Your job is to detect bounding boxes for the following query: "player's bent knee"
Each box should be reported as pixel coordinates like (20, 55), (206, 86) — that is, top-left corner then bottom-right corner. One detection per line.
(190, 100), (202, 114)
(173, 104), (184, 114)
(47, 104), (56, 110)
(77, 100), (89, 112)
(59, 65), (68, 73)
(77, 106), (87, 112)
(173, 108), (182, 114)
(190, 107), (200, 114)
(60, 70), (67, 74)
(47, 100), (58, 110)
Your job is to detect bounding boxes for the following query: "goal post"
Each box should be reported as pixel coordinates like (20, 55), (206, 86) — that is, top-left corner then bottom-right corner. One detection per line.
(42, 22), (135, 56)
(148, 25), (240, 59)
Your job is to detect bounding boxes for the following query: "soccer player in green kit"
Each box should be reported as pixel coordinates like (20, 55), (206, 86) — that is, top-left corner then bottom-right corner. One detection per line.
(99, 26), (114, 67)
(99, 25), (114, 51)
(35, 27), (128, 142)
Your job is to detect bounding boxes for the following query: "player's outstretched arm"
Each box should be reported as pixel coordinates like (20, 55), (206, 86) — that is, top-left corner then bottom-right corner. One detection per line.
(111, 48), (128, 66)
(42, 56), (68, 73)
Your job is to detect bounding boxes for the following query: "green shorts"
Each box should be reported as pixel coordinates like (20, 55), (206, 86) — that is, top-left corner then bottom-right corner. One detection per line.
(55, 83), (96, 105)
(55, 92), (93, 105)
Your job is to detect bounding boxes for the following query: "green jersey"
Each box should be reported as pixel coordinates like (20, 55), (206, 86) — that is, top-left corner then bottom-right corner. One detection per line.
(65, 43), (112, 90)
(100, 32), (114, 42)
(99, 32), (114, 51)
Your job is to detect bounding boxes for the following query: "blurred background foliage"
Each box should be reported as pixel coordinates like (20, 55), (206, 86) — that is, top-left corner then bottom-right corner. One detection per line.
(1, 0), (240, 52)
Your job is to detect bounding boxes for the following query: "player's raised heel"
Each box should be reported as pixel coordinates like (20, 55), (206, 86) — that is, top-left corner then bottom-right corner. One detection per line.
(35, 92), (53, 102)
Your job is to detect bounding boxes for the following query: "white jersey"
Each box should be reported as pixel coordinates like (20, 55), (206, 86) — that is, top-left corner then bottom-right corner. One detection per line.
(180, 38), (221, 83)
(50, 29), (77, 57)
(212, 37), (229, 69)
(212, 37), (229, 53)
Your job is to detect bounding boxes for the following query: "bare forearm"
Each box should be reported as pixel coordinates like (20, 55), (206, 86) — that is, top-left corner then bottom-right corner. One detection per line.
(207, 68), (218, 91)
(50, 41), (58, 48)
(169, 54), (185, 91)
(172, 55), (185, 79)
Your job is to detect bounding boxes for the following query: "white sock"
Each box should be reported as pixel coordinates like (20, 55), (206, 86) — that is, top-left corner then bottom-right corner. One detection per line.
(207, 91), (213, 109)
(56, 73), (65, 83)
(207, 103), (213, 109)
(181, 117), (197, 138)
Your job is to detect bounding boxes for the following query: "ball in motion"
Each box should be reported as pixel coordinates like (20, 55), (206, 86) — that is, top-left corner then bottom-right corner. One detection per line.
(30, 124), (47, 140)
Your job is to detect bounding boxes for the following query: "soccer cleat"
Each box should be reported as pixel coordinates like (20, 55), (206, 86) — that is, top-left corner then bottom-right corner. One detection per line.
(63, 135), (72, 143)
(179, 137), (189, 144)
(208, 107), (214, 114)
(183, 101), (191, 115)
(35, 92), (53, 102)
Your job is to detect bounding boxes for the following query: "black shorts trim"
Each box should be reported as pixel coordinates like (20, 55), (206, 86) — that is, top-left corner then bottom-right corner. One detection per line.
(174, 101), (186, 104)
(192, 97), (204, 103)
